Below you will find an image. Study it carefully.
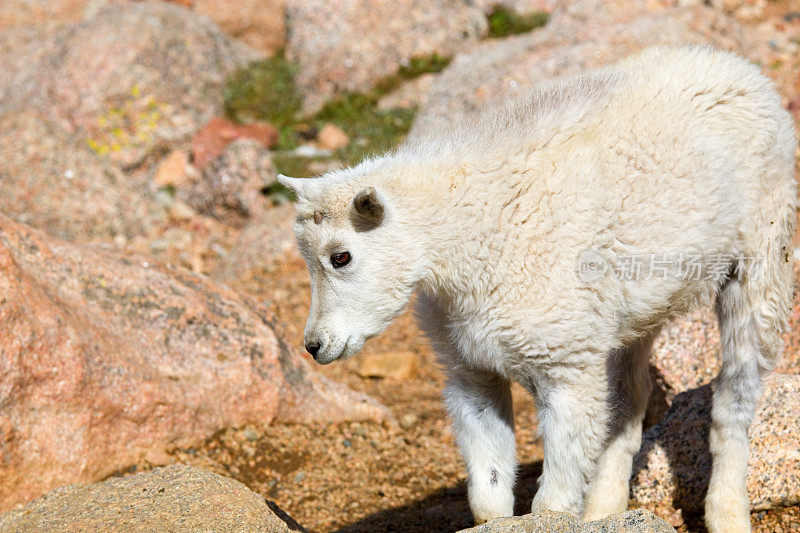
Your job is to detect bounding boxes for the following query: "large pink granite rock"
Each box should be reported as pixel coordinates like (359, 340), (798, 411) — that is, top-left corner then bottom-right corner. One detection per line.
(645, 265), (800, 424)
(631, 374), (800, 528)
(285, 0), (490, 113)
(0, 215), (388, 511)
(0, 111), (164, 243)
(410, 0), (747, 136)
(1, 1), (257, 169)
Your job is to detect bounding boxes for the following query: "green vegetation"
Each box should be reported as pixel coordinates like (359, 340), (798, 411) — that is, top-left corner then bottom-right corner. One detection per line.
(374, 53), (451, 94)
(314, 93), (416, 166)
(223, 54), (302, 148)
(486, 6), (549, 38)
(223, 52), (448, 195)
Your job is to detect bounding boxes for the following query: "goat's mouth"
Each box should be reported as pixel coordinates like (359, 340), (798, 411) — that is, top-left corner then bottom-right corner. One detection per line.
(313, 333), (370, 365)
(314, 337), (350, 365)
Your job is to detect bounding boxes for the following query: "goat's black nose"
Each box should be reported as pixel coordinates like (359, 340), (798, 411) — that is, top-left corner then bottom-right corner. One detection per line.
(305, 342), (321, 359)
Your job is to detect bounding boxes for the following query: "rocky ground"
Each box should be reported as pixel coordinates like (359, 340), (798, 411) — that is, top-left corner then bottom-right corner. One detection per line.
(1, 0), (800, 532)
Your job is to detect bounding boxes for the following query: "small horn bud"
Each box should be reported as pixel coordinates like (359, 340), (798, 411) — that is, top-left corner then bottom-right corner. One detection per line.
(351, 187), (384, 231)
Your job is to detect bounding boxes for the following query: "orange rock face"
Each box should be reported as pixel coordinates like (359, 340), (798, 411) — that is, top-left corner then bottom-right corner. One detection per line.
(0, 216), (388, 511)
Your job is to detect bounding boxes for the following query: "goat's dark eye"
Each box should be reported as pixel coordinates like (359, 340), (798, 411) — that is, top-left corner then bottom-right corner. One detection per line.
(330, 251), (351, 268)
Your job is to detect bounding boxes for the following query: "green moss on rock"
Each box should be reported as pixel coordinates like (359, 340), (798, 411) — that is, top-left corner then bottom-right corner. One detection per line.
(486, 7), (549, 38)
(224, 52), (440, 184)
(223, 53), (302, 133)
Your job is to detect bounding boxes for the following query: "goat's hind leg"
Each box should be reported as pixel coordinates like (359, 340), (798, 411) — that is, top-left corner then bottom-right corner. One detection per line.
(706, 265), (791, 533)
(584, 333), (656, 520)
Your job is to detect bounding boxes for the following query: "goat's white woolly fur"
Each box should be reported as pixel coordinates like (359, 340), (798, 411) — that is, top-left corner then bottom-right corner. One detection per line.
(280, 45), (797, 532)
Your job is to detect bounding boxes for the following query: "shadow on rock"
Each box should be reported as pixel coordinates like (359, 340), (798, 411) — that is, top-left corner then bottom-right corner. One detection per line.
(633, 385), (715, 530)
(334, 461), (543, 533)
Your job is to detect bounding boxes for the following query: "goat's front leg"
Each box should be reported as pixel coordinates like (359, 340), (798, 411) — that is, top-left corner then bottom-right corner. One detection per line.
(443, 361), (516, 524)
(527, 361), (610, 517)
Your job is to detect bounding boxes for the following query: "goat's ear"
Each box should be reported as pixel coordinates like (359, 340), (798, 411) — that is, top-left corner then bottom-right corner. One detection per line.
(350, 187), (384, 231)
(277, 174), (307, 199)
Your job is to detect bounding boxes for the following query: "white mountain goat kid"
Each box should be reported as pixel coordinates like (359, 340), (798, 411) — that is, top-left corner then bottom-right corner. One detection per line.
(279, 46), (797, 532)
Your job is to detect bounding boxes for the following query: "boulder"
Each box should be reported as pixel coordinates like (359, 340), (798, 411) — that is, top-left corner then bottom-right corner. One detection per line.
(194, 0), (286, 56)
(0, 0), (258, 169)
(179, 138), (275, 226)
(0, 465), (303, 532)
(650, 308), (722, 401)
(283, 0), (561, 111)
(631, 374), (800, 527)
(213, 204), (299, 282)
(0, 215), (388, 511)
(457, 509), (676, 532)
(0, 110), (164, 243)
(650, 304), (800, 401)
(285, 0), (489, 113)
(410, 1), (747, 136)
(0, 0), (91, 30)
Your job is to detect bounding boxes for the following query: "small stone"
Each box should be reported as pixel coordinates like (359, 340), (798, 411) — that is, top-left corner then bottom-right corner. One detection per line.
(167, 200), (196, 221)
(143, 448), (171, 466)
(242, 427), (259, 442)
(292, 144), (333, 158)
(154, 150), (189, 188)
(316, 122), (350, 151)
(399, 413), (418, 430)
(357, 351), (420, 380)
